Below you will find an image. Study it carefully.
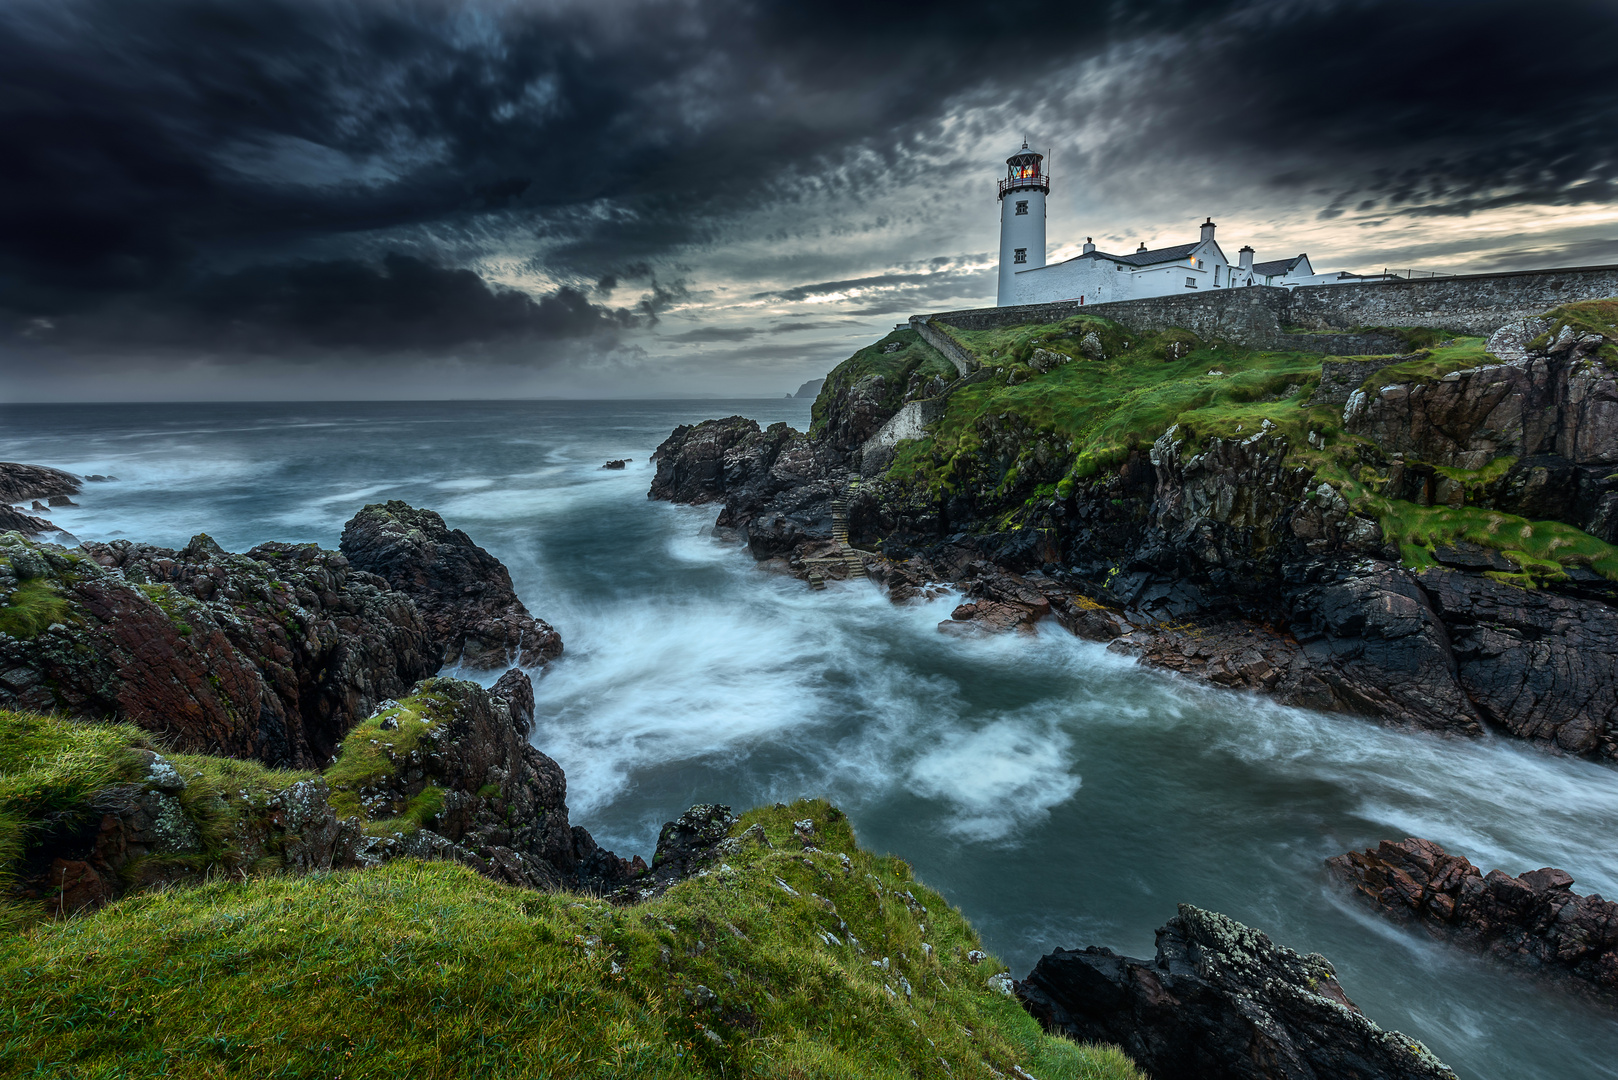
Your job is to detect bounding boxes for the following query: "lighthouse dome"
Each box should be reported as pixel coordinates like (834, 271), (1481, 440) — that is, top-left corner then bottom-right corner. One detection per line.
(1006, 141), (1043, 164)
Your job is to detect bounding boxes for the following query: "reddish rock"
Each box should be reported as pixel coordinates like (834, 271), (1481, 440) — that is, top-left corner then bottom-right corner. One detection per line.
(1328, 838), (1618, 994)
(1, 533), (436, 767)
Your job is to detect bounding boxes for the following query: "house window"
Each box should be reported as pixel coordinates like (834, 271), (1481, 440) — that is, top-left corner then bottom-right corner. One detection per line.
(1015, 200), (1028, 216)
(1214, 265), (1221, 285)
(1014, 248), (1027, 264)
(1185, 276), (1197, 288)
(1196, 259), (1204, 269)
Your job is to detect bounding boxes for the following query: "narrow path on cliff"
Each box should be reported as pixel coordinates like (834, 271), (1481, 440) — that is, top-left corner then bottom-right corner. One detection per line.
(4, 397), (1617, 1080)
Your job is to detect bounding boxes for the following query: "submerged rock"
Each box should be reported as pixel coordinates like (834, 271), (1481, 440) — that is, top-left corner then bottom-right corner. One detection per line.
(1328, 838), (1618, 994)
(340, 501), (562, 668)
(1017, 904), (1456, 1080)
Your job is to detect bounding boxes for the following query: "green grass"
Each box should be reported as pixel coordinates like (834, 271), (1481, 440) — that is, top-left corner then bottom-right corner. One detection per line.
(1358, 336), (1493, 391)
(324, 682), (455, 836)
(0, 799), (1144, 1080)
(886, 314), (1324, 493)
(0, 578), (73, 640)
(1373, 500), (1618, 585)
(810, 330), (957, 436)
(1534, 299), (1618, 361)
(0, 711), (322, 927)
(0, 712), (157, 925)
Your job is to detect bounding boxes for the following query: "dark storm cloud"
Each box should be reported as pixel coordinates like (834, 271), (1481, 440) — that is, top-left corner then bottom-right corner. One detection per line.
(61, 253), (640, 357)
(1104, 0), (1618, 215)
(1, 0), (1615, 373)
(660, 326), (761, 343)
(769, 322), (837, 333)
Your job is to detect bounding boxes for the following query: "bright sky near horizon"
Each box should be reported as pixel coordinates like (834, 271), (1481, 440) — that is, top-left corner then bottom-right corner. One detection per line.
(3, 0), (1617, 401)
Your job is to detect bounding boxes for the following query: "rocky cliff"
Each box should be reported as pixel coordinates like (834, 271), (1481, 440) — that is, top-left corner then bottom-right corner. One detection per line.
(651, 301), (1618, 761)
(0, 461), (82, 539)
(0, 501), (563, 768)
(0, 530), (437, 768)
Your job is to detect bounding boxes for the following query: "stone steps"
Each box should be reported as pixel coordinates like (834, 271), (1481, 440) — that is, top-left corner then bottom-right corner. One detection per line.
(825, 492), (866, 581)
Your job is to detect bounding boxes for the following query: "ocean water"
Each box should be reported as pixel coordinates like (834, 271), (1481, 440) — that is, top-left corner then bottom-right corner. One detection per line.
(4, 398), (1618, 1078)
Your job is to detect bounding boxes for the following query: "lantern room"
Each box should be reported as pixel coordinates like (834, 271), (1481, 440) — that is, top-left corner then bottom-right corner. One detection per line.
(999, 141), (1049, 199)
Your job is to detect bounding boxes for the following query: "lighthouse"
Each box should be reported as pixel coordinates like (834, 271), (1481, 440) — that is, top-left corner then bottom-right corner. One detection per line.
(997, 140), (1048, 305)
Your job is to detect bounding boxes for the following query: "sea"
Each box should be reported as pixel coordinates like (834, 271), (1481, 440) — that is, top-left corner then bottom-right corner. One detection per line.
(3, 398), (1617, 1079)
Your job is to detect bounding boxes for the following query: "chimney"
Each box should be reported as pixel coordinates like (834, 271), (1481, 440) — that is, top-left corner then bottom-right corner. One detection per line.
(1238, 245), (1254, 272)
(1082, 237), (1095, 254)
(1136, 241), (1147, 253)
(1200, 217), (1216, 243)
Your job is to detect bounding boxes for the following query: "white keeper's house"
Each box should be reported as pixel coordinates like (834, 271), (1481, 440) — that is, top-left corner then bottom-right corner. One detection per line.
(994, 141), (1394, 307)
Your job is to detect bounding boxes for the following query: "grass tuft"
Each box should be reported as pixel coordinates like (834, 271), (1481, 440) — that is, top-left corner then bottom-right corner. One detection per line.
(0, 578), (72, 640)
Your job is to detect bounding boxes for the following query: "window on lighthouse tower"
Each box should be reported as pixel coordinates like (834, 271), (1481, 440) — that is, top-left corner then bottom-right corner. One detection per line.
(1015, 200), (1028, 215)
(1014, 248), (1028, 264)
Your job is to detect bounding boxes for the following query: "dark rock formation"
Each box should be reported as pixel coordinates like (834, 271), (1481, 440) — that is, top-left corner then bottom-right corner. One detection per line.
(1344, 342), (1618, 541)
(0, 531), (436, 768)
(0, 505), (58, 538)
(1017, 904), (1456, 1080)
(339, 501), (561, 668)
(602, 458), (630, 469)
(1286, 561), (1482, 734)
(1328, 838), (1618, 993)
(334, 673), (643, 893)
(1418, 571), (1618, 757)
(650, 416), (803, 507)
(793, 377), (825, 399)
(0, 462), (79, 506)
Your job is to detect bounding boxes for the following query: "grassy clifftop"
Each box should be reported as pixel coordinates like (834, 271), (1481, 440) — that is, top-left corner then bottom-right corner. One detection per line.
(878, 309), (1618, 587)
(810, 329), (956, 438)
(0, 790), (1140, 1079)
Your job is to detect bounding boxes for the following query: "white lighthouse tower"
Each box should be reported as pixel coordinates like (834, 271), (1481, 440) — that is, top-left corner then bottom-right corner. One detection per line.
(996, 140), (1048, 305)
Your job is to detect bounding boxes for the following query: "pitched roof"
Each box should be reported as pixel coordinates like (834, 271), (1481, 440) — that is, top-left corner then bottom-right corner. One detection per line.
(1252, 255), (1307, 277)
(1076, 241), (1201, 268)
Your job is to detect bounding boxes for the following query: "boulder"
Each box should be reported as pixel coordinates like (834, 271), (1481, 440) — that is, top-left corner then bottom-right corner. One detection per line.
(1017, 904), (1456, 1080)
(649, 416), (800, 508)
(620, 803), (753, 900)
(340, 501), (561, 669)
(11, 747), (364, 917)
(1328, 838), (1618, 992)
(1286, 560), (1482, 735)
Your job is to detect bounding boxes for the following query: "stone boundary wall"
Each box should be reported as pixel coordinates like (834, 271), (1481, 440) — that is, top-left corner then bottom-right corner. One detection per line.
(1285, 264), (1618, 336)
(909, 316), (979, 375)
(916, 265), (1618, 353)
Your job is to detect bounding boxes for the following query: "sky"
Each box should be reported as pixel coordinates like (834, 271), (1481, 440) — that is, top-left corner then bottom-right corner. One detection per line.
(3, 0), (1617, 401)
